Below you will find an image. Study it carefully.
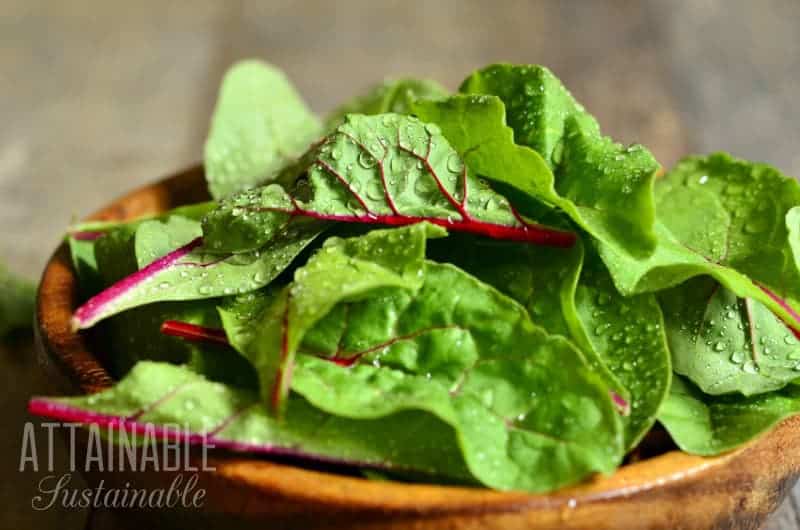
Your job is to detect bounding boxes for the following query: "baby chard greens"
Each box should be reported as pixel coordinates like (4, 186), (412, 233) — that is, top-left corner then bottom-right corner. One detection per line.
(219, 252), (623, 490)
(219, 223), (445, 413)
(204, 60), (322, 199)
(447, 65), (660, 258)
(660, 276), (800, 396)
(32, 61), (800, 494)
(201, 113), (576, 254)
(658, 376), (800, 456)
(29, 361), (474, 480)
(324, 78), (448, 131)
(599, 153), (800, 331)
(71, 215), (322, 329)
(428, 235), (670, 449)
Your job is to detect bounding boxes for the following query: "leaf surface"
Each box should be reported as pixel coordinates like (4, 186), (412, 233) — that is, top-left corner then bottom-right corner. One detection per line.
(89, 218), (255, 386)
(658, 375), (800, 455)
(661, 277), (800, 396)
(325, 78), (448, 130)
(201, 113), (576, 254)
(204, 60), (322, 199)
(219, 238), (623, 491)
(429, 235), (670, 449)
(448, 66), (659, 257)
(29, 361), (472, 481)
(72, 216), (322, 329)
(219, 223), (445, 413)
(599, 153), (800, 331)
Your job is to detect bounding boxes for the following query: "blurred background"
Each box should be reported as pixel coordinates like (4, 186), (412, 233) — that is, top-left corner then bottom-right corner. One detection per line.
(2, 1), (799, 528)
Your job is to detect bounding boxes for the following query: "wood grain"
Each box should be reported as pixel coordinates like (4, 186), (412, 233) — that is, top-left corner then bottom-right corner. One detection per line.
(2, 1), (799, 528)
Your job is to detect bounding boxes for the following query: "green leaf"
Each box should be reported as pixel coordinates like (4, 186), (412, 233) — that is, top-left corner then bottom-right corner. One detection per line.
(202, 113), (576, 255)
(68, 236), (104, 299)
(658, 375), (800, 456)
(598, 153), (800, 331)
(785, 206), (800, 274)
(0, 263), (35, 337)
(286, 261), (623, 491)
(660, 276), (800, 396)
(219, 223), (445, 413)
(68, 201), (217, 236)
(459, 64), (597, 169)
(204, 60), (322, 199)
(412, 94), (657, 259)
(325, 78), (448, 130)
(427, 234), (623, 393)
(429, 235), (670, 449)
(67, 202), (218, 300)
(90, 219), (255, 386)
(72, 215), (322, 329)
(444, 65), (659, 257)
(573, 252), (671, 448)
(30, 361), (473, 482)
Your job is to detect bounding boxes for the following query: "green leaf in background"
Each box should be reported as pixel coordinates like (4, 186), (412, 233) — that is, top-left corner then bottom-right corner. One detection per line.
(201, 112), (575, 254)
(71, 215), (322, 329)
(0, 262), (35, 337)
(598, 153), (800, 331)
(286, 261), (623, 491)
(451, 65), (660, 257)
(660, 276), (800, 396)
(412, 92), (656, 259)
(219, 223), (445, 413)
(204, 60), (322, 199)
(324, 78), (448, 131)
(658, 375), (800, 456)
(30, 361), (473, 482)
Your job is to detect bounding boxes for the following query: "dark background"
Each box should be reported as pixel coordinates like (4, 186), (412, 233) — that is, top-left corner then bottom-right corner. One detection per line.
(2, 1), (799, 528)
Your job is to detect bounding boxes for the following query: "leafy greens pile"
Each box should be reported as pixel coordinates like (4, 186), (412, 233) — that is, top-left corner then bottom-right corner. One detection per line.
(29, 60), (800, 493)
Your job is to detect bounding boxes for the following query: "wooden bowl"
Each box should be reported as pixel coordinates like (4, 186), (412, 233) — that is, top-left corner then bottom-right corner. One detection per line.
(35, 166), (800, 530)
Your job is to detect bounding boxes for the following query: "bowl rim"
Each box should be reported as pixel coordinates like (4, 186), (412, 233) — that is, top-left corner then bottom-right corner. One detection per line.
(33, 164), (791, 514)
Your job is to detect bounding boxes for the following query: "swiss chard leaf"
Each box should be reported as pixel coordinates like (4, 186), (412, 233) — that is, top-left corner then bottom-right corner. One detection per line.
(459, 64), (597, 169)
(68, 235), (104, 299)
(287, 261), (623, 492)
(658, 375), (800, 456)
(325, 78), (448, 131)
(29, 361), (473, 482)
(90, 218), (255, 387)
(598, 153), (800, 331)
(429, 235), (670, 449)
(447, 65), (659, 257)
(219, 243), (623, 491)
(71, 216), (322, 329)
(204, 60), (322, 199)
(201, 113), (576, 254)
(67, 202), (218, 300)
(573, 252), (671, 449)
(68, 201), (217, 238)
(219, 223), (445, 414)
(0, 263), (35, 337)
(660, 276), (800, 396)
